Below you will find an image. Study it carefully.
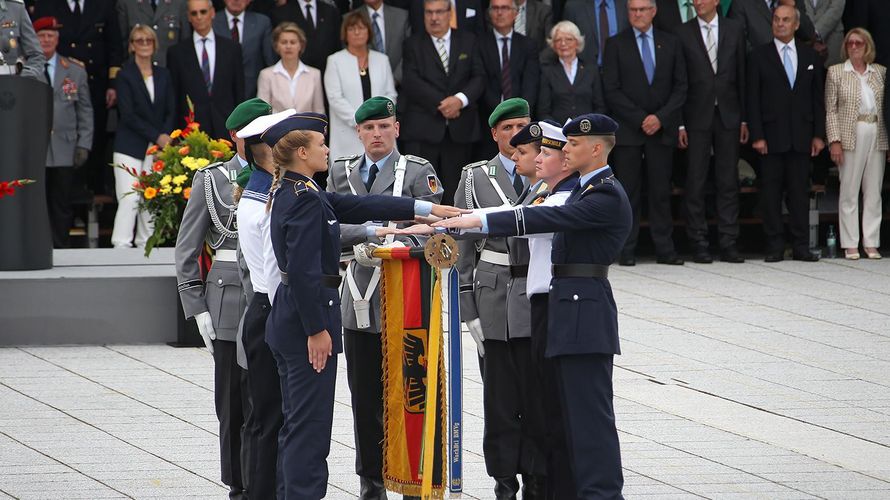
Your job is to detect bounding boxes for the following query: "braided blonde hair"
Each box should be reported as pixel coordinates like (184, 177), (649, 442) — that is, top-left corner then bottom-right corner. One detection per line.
(266, 130), (314, 212)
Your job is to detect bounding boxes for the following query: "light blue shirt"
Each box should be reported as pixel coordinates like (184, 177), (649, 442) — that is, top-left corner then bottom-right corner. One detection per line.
(236, 154), (248, 168)
(594, 0), (618, 66)
(46, 53), (58, 87)
(633, 26), (656, 66)
(359, 151), (430, 237)
(499, 153), (522, 186)
(361, 150), (394, 184)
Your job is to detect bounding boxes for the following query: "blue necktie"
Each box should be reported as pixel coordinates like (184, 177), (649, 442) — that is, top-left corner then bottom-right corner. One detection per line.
(782, 45), (795, 87)
(639, 32), (655, 85)
(371, 12), (385, 53)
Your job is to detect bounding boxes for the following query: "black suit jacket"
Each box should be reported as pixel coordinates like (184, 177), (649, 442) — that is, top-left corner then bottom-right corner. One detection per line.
(653, 1), (685, 34)
(271, 0), (342, 72)
(409, 0), (484, 36)
(114, 60), (176, 159)
(746, 41), (825, 154)
(478, 31), (540, 118)
(602, 28), (687, 146)
(538, 58), (605, 124)
(166, 36), (245, 140)
(677, 17), (746, 130)
(398, 30), (485, 144)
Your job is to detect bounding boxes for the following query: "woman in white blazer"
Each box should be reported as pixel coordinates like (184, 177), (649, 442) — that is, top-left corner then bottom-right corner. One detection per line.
(257, 22), (325, 114)
(324, 11), (397, 161)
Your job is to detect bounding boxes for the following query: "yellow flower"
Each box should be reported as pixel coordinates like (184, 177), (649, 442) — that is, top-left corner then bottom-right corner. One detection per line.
(159, 185), (172, 195)
(173, 186), (183, 194)
(143, 187), (157, 199)
(170, 129), (182, 139)
(181, 156), (199, 171)
(196, 158), (210, 168)
(172, 174), (188, 186)
(159, 174), (172, 186)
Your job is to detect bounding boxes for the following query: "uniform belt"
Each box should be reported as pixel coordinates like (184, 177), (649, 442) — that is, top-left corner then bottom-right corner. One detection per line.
(280, 271), (342, 288)
(858, 114), (878, 123)
(510, 265), (528, 278)
(0, 65), (17, 76)
(551, 264), (609, 279)
(214, 249), (237, 262)
(479, 249), (510, 266)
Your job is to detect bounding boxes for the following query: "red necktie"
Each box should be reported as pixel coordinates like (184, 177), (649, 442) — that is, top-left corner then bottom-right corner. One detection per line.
(231, 18), (240, 45)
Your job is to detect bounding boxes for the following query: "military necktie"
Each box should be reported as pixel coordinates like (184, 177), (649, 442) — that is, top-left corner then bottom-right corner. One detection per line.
(512, 172), (523, 197)
(366, 163), (378, 191)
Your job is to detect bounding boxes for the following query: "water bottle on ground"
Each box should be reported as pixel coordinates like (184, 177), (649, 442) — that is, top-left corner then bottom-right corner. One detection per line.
(827, 225), (837, 259)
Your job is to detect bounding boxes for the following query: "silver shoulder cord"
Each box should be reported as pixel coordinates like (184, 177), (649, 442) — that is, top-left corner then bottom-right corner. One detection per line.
(465, 168), (487, 252)
(204, 169), (238, 248)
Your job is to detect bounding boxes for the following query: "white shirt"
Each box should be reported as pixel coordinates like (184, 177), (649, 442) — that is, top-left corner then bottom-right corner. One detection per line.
(226, 10), (246, 40)
(845, 60), (877, 114)
(698, 15), (719, 49)
(774, 38), (798, 77)
(193, 31), (217, 81)
(561, 57), (578, 85)
(272, 60), (311, 99)
(238, 193), (271, 294)
(367, 5), (386, 46)
(525, 189), (571, 296)
(67, 0), (83, 12)
(430, 30), (470, 108)
(494, 29), (514, 68)
(302, 0), (317, 24)
(144, 75), (155, 103)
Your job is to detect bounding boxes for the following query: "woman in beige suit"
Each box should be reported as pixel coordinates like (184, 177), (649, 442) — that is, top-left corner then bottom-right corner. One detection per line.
(257, 23), (325, 114)
(826, 28), (887, 260)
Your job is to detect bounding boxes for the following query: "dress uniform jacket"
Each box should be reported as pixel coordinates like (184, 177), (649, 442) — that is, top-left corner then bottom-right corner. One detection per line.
(455, 155), (521, 342)
(0, 0), (45, 80)
(116, 0), (190, 67)
(175, 156), (245, 342)
(326, 150), (443, 333)
(45, 55), (94, 167)
(504, 181), (547, 340)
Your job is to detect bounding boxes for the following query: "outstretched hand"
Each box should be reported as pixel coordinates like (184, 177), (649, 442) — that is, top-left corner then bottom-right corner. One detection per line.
(432, 215), (483, 230)
(430, 204), (471, 218)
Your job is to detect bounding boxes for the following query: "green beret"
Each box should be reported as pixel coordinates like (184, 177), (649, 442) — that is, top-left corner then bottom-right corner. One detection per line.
(354, 96), (396, 124)
(488, 97), (530, 128)
(235, 165), (255, 189)
(226, 98), (273, 131)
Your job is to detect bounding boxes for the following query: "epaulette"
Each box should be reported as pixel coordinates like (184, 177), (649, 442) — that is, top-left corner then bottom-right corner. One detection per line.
(462, 160), (488, 171)
(284, 178), (319, 196)
(5, 0), (25, 4)
(403, 154), (430, 165)
(200, 161), (226, 171)
(334, 154), (361, 163)
(66, 57), (85, 68)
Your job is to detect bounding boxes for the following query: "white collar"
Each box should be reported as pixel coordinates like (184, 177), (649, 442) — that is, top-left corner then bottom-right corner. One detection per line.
(633, 26), (653, 38)
(432, 29), (452, 43)
(273, 60), (308, 77)
(226, 10), (244, 25)
(697, 15), (718, 30)
(193, 30), (216, 44)
(774, 38), (796, 52)
(302, 0), (316, 10)
(843, 59), (875, 74)
(366, 4), (384, 15)
(494, 29), (514, 40)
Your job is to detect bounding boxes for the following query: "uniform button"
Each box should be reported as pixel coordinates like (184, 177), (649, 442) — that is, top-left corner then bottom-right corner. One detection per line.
(328, 300), (334, 306)
(217, 278), (223, 285)
(71, 43), (76, 48)
(573, 294), (579, 301)
(153, 25), (158, 30)
(549, 285), (553, 291)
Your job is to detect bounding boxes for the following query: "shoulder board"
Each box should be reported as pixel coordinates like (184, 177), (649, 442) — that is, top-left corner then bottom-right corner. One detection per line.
(334, 154), (361, 164)
(5, 0), (25, 4)
(67, 57), (86, 68)
(462, 160), (488, 171)
(200, 161), (226, 171)
(403, 154), (430, 165)
(287, 179), (320, 196)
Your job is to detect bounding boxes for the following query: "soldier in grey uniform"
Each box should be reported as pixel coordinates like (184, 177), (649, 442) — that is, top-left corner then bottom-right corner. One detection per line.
(117, 0), (189, 67)
(326, 96), (443, 500)
(454, 98), (545, 499)
(174, 99), (270, 500)
(36, 16), (93, 248)
(0, 0), (45, 80)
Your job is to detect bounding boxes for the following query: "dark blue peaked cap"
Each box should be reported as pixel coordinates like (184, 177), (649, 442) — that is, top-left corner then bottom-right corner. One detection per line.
(562, 113), (619, 136)
(261, 113), (329, 147)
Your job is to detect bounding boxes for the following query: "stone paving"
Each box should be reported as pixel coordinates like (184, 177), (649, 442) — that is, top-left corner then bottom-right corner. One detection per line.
(2, 258), (890, 499)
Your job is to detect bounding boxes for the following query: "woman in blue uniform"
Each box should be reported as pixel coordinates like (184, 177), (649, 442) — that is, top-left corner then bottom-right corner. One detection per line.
(261, 113), (463, 499)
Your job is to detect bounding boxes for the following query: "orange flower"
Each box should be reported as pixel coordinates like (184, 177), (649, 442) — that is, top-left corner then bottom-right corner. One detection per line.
(178, 145), (190, 156)
(188, 121), (200, 130)
(218, 138), (233, 148)
(169, 129), (182, 139)
(143, 187), (158, 200)
(210, 150), (224, 159)
(183, 187), (191, 200)
(152, 160), (164, 172)
(146, 144), (159, 155)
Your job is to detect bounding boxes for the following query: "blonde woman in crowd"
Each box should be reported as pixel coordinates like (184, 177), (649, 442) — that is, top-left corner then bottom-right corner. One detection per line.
(257, 22), (324, 114)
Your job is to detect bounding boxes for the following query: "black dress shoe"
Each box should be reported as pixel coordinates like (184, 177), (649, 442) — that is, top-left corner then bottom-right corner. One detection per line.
(619, 254), (636, 266)
(793, 252), (820, 262)
(720, 246), (745, 263)
(494, 476), (520, 500)
(656, 254), (685, 265)
(692, 245), (713, 264)
(359, 477), (387, 500)
(521, 474), (546, 500)
(764, 252), (784, 262)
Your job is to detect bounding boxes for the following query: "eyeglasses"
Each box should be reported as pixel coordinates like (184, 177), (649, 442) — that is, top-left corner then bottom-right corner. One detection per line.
(553, 37), (576, 45)
(846, 39), (865, 48)
(488, 5), (517, 12)
(189, 8), (209, 16)
(131, 38), (154, 45)
(424, 8), (450, 16)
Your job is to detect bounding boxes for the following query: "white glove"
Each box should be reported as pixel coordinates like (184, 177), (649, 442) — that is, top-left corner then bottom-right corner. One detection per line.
(195, 311), (216, 355)
(465, 318), (485, 357)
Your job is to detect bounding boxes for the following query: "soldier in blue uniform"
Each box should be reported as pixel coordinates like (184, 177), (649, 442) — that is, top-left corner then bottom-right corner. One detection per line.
(261, 113), (463, 500)
(435, 113), (632, 500)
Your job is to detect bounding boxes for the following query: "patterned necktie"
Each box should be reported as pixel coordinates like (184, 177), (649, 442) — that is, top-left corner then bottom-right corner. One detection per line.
(782, 45), (795, 87)
(705, 23), (717, 73)
(639, 32), (655, 84)
(501, 37), (512, 99)
(365, 163), (378, 191)
(514, 4), (526, 35)
(371, 12), (385, 53)
(201, 38), (212, 92)
(305, 2), (314, 29)
(436, 37), (449, 74)
(512, 172), (523, 197)
(231, 17), (240, 44)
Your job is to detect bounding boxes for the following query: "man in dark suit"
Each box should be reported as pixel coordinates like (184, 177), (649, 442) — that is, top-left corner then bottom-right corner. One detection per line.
(476, 0), (540, 159)
(399, 0), (485, 205)
(168, 0), (245, 139)
(514, 0), (552, 50)
(409, 0), (485, 36)
(270, 0), (342, 73)
(729, 0), (817, 51)
(654, 0), (698, 33)
(563, 0), (629, 67)
(213, 0), (277, 98)
(602, 0), (687, 266)
(676, 0), (747, 263)
(354, 0), (412, 83)
(747, 4), (824, 261)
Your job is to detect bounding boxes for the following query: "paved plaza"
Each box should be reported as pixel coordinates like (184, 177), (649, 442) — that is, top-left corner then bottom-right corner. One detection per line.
(2, 258), (890, 499)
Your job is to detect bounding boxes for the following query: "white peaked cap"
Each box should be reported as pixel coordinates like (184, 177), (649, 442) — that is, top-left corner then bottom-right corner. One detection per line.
(236, 109), (297, 139)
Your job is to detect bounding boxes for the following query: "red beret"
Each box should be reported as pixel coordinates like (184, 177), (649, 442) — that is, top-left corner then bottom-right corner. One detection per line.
(33, 17), (63, 33)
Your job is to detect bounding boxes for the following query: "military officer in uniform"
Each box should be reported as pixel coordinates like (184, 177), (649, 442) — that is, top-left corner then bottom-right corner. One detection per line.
(326, 96), (444, 500)
(0, 0), (45, 80)
(454, 97), (545, 499)
(117, 0), (189, 67)
(436, 113), (633, 500)
(175, 98), (271, 500)
(35, 16), (93, 248)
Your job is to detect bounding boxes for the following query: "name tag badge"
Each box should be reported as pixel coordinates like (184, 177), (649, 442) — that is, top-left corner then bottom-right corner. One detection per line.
(353, 299), (371, 329)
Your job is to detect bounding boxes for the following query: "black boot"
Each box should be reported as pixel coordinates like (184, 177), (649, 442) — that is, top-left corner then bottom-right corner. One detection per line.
(359, 477), (387, 500)
(495, 476), (520, 500)
(521, 475), (546, 500)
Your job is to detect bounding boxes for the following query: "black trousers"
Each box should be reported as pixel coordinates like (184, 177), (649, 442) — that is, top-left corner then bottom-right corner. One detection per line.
(343, 329), (385, 480)
(611, 140), (676, 256)
(271, 343), (337, 500)
(243, 293), (283, 499)
(529, 294), (576, 500)
(45, 167), (75, 248)
(404, 127), (473, 206)
(685, 109), (741, 249)
(480, 337), (547, 478)
(212, 339), (250, 497)
(555, 354), (624, 500)
(759, 151), (812, 255)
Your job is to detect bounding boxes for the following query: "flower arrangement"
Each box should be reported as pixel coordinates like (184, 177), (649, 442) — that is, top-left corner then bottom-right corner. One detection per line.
(0, 179), (36, 198)
(119, 99), (234, 256)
